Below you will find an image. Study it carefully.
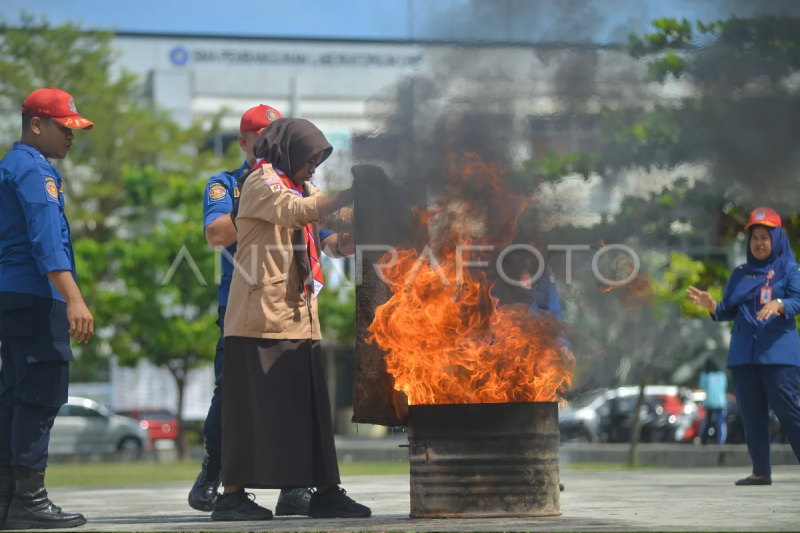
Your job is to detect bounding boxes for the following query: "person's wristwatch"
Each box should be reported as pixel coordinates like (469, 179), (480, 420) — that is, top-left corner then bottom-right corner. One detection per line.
(777, 298), (784, 313)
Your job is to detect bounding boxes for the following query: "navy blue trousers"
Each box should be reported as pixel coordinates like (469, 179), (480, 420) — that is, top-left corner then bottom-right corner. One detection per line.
(730, 365), (800, 476)
(0, 294), (71, 471)
(701, 408), (727, 445)
(202, 305), (226, 444)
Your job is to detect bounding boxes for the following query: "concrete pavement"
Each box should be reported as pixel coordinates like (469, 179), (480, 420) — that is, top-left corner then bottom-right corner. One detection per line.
(27, 467), (800, 532)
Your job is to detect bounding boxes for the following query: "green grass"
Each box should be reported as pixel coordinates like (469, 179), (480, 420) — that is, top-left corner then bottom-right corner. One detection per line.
(45, 461), (411, 488)
(561, 462), (664, 471)
(44, 460), (654, 488)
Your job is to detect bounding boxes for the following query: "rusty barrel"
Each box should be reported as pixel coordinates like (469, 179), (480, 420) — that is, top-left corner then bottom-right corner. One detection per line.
(407, 402), (560, 518)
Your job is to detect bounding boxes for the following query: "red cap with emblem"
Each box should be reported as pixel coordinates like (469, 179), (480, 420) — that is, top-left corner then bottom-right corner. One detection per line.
(240, 105), (282, 134)
(745, 207), (781, 230)
(22, 88), (93, 130)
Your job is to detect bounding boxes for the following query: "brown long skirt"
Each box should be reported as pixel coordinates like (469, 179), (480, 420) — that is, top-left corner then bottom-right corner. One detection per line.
(220, 337), (341, 489)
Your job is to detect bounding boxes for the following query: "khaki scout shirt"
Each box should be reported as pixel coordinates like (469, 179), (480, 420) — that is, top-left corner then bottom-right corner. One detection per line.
(224, 164), (324, 340)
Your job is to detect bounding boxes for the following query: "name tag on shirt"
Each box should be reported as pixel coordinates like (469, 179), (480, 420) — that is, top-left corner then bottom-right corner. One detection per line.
(760, 286), (772, 304)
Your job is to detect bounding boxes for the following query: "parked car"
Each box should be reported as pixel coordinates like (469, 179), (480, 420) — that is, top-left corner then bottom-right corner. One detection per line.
(117, 408), (180, 444)
(558, 390), (607, 442)
(50, 397), (152, 456)
(684, 391), (785, 444)
(560, 386), (697, 443)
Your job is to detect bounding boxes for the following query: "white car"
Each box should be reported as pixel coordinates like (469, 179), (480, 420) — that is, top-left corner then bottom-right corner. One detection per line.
(50, 396), (152, 456)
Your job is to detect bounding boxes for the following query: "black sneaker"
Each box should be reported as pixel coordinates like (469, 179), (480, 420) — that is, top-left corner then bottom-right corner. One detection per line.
(307, 486), (371, 519)
(275, 488), (312, 516)
(210, 491), (273, 522)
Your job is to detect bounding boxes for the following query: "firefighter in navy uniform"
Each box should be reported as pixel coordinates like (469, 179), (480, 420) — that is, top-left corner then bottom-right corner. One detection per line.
(0, 88), (94, 530)
(190, 105), (353, 515)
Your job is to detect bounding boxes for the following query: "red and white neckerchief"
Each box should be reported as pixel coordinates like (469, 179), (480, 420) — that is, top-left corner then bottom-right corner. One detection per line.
(253, 159), (324, 298)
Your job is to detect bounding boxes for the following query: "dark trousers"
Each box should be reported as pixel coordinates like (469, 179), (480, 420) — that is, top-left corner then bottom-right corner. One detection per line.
(731, 365), (800, 476)
(701, 408), (727, 445)
(202, 305), (226, 444)
(0, 294), (71, 471)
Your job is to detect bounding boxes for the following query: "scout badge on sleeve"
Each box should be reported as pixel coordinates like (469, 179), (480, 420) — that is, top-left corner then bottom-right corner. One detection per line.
(265, 176), (283, 193)
(760, 270), (774, 305)
(208, 183), (227, 202)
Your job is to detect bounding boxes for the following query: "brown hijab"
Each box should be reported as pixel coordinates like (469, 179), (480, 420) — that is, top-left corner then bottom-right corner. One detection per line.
(253, 118), (333, 181)
(249, 118), (333, 300)
(231, 118), (333, 224)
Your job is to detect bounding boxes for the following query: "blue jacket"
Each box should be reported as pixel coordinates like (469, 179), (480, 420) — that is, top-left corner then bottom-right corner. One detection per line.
(714, 263), (800, 367)
(203, 161), (333, 307)
(0, 142), (76, 301)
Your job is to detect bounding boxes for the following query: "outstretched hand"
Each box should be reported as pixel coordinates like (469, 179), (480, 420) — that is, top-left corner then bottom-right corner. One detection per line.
(686, 286), (717, 315)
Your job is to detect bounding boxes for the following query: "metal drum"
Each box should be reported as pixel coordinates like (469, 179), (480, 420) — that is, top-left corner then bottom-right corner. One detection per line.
(408, 402), (560, 518)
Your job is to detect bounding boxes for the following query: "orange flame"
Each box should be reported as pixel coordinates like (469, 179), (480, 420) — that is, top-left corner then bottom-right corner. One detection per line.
(366, 154), (573, 405)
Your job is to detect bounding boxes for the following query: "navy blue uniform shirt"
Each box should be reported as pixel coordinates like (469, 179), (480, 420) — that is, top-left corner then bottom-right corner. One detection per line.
(714, 263), (800, 367)
(0, 142), (75, 301)
(203, 161), (332, 307)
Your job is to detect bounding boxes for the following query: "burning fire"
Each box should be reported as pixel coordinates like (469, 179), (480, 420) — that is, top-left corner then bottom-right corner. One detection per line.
(366, 154), (573, 405)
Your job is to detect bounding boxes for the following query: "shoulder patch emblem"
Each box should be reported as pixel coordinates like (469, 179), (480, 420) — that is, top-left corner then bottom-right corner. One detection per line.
(233, 187), (240, 198)
(44, 176), (59, 202)
(209, 183), (227, 202)
(265, 177), (283, 193)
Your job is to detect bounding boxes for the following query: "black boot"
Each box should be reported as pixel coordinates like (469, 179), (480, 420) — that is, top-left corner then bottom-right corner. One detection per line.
(5, 468), (86, 530)
(275, 488), (312, 516)
(0, 466), (13, 530)
(188, 439), (222, 512)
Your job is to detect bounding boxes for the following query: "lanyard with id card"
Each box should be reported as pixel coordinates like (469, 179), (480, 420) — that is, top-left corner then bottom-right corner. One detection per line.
(760, 270), (775, 305)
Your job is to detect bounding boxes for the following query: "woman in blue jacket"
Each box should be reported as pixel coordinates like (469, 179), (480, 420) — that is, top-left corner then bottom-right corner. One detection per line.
(687, 207), (800, 485)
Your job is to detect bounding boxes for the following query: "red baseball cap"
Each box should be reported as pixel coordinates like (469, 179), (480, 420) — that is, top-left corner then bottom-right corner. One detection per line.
(240, 105), (282, 134)
(745, 207), (781, 230)
(22, 88), (93, 130)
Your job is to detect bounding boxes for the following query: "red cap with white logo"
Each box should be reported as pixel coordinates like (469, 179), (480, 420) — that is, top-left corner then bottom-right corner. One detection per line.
(22, 88), (93, 130)
(240, 105), (282, 135)
(745, 207), (781, 230)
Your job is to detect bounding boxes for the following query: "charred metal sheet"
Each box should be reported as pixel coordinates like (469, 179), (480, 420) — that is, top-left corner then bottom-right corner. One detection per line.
(352, 164), (424, 427)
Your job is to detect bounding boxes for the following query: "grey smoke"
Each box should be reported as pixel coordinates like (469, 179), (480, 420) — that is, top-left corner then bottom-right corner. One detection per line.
(355, 0), (800, 394)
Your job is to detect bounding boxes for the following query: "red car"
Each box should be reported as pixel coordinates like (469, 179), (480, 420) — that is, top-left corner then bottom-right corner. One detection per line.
(118, 409), (179, 442)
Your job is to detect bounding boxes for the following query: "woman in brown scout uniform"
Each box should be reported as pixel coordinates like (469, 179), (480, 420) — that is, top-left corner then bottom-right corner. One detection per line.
(211, 118), (370, 522)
